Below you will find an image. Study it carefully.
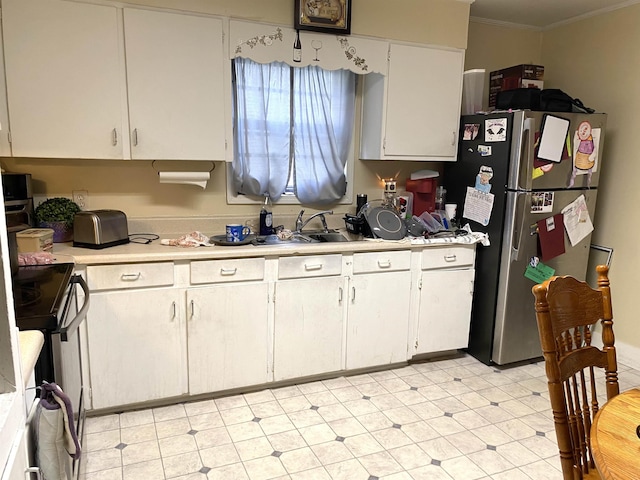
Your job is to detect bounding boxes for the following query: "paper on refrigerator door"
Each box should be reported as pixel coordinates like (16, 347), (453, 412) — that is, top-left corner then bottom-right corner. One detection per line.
(463, 186), (495, 226)
(561, 194), (594, 246)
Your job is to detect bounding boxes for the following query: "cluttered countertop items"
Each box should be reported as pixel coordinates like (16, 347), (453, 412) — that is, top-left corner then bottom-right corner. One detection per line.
(28, 168), (488, 265)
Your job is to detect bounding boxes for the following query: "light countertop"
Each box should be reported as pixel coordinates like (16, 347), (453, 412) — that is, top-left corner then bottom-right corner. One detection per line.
(50, 217), (487, 266)
(17, 331), (44, 388)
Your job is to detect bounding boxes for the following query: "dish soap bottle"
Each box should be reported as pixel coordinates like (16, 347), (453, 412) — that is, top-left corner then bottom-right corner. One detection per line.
(259, 195), (273, 236)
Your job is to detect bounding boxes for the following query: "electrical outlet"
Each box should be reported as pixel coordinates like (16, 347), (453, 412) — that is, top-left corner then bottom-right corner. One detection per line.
(72, 190), (89, 210)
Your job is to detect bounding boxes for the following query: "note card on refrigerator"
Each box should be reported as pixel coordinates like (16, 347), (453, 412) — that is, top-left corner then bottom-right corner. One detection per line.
(538, 114), (570, 163)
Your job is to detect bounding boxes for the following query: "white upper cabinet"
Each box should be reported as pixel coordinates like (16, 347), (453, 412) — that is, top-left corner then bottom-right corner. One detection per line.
(1, 0), (227, 160)
(2, 0), (124, 159)
(124, 9), (226, 160)
(360, 43), (465, 161)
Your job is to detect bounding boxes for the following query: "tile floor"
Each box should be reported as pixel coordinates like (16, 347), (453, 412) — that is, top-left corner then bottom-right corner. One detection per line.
(81, 353), (640, 480)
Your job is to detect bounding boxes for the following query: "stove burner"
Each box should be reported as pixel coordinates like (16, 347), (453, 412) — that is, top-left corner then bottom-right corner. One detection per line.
(13, 285), (42, 308)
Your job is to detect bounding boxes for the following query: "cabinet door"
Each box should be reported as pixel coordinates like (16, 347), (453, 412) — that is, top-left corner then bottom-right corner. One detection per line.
(274, 276), (345, 381)
(187, 283), (269, 395)
(2, 0), (124, 158)
(2, 428), (28, 480)
(416, 269), (474, 354)
(86, 289), (187, 409)
(123, 8), (226, 160)
(384, 44), (463, 159)
(346, 271), (411, 369)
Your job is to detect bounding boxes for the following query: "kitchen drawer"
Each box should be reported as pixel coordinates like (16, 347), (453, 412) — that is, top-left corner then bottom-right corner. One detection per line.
(421, 245), (475, 270)
(191, 257), (265, 284)
(278, 254), (342, 279)
(87, 262), (174, 291)
(353, 250), (411, 274)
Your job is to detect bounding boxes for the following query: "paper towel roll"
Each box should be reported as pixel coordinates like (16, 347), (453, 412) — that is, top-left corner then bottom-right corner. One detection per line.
(159, 171), (209, 189)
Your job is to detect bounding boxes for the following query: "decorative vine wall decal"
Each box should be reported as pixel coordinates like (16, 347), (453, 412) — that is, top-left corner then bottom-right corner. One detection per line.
(235, 27), (284, 55)
(337, 37), (368, 71)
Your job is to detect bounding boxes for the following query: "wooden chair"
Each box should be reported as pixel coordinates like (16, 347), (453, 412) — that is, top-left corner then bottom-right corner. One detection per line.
(532, 265), (619, 480)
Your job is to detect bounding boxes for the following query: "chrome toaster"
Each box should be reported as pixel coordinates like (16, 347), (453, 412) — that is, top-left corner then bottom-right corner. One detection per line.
(73, 210), (129, 249)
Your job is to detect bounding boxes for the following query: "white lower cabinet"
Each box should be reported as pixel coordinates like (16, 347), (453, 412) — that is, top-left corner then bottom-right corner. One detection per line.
(415, 246), (476, 355)
(2, 427), (28, 480)
(86, 287), (187, 410)
(81, 246), (476, 409)
(346, 251), (412, 369)
(187, 282), (269, 394)
(274, 255), (345, 381)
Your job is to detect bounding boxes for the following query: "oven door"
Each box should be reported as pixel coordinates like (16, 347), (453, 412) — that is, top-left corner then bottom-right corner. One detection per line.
(51, 274), (90, 480)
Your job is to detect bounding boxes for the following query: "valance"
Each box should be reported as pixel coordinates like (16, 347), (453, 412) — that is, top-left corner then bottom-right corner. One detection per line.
(229, 20), (388, 75)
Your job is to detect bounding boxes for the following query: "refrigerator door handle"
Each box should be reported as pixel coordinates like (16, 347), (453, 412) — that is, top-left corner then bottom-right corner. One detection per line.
(511, 193), (529, 262)
(517, 118), (534, 190)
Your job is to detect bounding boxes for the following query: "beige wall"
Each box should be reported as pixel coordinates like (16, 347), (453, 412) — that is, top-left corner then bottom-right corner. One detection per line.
(0, 0), (470, 221)
(465, 21), (542, 111)
(542, 4), (640, 356)
(465, 7), (640, 358)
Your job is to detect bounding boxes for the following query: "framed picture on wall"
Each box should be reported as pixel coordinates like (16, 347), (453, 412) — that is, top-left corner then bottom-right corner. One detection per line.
(294, 0), (351, 35)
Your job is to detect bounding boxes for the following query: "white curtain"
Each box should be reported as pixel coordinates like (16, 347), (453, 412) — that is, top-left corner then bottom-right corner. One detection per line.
(233, 60), (291, 200)
(293, 65), (355, 204)
(233, 58), (355, 204)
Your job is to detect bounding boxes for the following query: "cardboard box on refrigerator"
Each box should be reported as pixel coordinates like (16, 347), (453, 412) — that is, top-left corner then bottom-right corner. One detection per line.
(489, 64), (544, 108)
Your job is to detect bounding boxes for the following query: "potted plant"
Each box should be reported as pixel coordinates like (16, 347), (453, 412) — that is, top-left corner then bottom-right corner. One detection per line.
(35, 197), (82, 243)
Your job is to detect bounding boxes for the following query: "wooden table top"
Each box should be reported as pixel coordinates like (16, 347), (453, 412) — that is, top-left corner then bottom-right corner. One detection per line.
(591, 388), (640, 479)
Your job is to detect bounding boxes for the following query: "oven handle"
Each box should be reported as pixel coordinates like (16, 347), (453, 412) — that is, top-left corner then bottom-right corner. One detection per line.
(59, 274), (90, 342)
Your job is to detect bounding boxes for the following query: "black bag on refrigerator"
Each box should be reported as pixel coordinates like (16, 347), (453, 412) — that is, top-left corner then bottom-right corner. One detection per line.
(495, 88), (540, 110)
(496, 88), (595, 113)
(539, 89), (595, 113)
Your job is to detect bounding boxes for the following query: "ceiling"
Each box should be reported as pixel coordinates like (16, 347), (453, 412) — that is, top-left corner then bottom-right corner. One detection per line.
(469, 0), (639, 29)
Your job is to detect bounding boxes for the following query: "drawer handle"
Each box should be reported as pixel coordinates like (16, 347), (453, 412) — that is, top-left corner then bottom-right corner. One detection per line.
(121, 273), (141, 281)
(444, 254), (457, 262)
(220, 268), (238, 276)
(304, 263), (323, 271)
(377, 260), (391, 269)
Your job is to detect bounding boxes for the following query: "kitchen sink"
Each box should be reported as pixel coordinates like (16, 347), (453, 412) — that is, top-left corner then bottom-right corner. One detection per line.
(253, 230), (351, 246)
(307, 232), (350, 242)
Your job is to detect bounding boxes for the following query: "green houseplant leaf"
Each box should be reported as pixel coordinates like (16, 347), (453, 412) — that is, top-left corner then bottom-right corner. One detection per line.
(35, 197), (81, 227)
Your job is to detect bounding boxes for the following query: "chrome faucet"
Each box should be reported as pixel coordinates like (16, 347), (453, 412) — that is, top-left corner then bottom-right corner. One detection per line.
(295, 209), (333, 233)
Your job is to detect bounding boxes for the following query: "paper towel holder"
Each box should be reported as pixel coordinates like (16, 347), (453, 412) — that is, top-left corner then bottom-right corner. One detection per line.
(151, 160), (216, 174)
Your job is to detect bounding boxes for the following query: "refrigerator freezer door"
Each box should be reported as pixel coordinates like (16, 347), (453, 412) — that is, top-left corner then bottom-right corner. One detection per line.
(492, 189), (597, 365)
(508, 112), (607, 191)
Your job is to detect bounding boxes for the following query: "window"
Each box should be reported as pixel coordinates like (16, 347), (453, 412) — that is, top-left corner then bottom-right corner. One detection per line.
(230, 57), (356, 205)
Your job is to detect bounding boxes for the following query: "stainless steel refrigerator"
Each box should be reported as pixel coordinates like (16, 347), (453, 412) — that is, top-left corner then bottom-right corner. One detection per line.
(445, 110), (606, 365)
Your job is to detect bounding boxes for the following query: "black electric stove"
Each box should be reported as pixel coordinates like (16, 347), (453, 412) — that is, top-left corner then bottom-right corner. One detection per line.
(13, 263), (74, 332)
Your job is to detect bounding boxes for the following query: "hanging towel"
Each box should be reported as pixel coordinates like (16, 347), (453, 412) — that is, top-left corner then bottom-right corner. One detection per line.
(34, 383), (81, 480)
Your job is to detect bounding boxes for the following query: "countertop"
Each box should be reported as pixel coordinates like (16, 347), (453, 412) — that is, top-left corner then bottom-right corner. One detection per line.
(52, 232), (486, 266)
(49, 216), (488, 266)
(17, 331), (44, 388)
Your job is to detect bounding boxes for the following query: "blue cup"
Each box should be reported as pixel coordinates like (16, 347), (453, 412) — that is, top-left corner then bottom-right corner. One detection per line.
(226, 224), (251, 242)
